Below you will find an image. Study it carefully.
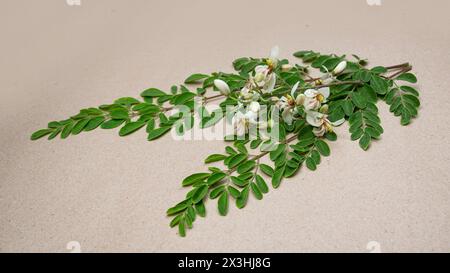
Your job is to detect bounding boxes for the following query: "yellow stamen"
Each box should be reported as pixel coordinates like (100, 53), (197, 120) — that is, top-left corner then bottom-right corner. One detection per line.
(317, 94), (324, 102)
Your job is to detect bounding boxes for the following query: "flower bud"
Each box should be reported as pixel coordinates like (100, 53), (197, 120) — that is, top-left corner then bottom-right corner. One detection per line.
(254, 72), (265, 82)
(281, 64), (293, 72)
(270, 96), (280, 102)
(332, 61), (347, 75)
(249, 101), (260, 113)
(295, 94), (305, 106)
(319, 104), (329, 114)
(213, 79), (230, 95)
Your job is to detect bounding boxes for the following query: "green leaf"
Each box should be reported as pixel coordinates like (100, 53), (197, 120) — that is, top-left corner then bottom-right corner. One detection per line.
(61, 122), (74, 139)
(166, 203), (188, 215)
(47, 121), (61, 128)
(71, 119), (90, 135)
(250, 139), (262, 149)
(270, 144), (286, 161)
(182, 173), (210, 187)
(251, 183), (263, 200)
(101, 119), (125, 129)
(146, 119), (155, 133)
(210, 186), (225, 199)
(109, 109), (129, 120)
(170, 214), (182, 227)
(206, 172), (226, 186)
(293, 50), (311, 58)
(187, 206), (196, 222)
(396, 73), (417, 83)
(195, 201), (206, 217)
(370, 66), (387, 74)
(235, 142), (248, 154)
(400, 86), (419, 96)
(114, 97), (140, 106)
(255, 175), (269, 193)
(173, 92), (196, 105)
(305, 157), (316, 171)
(204, 154), (227, 164)
(259, 164), (274, 177)
(228, 186), (240, 198)
(370, 75), (389, 95)
(236, 187), (249, 209)
(311, 150), (321, 164)
(271, 166), (284, 188)
(192, 185), (209, 203)
(184, 73), (209, 84)
(48, 128), (61, 140)
(218, 192), (228, 216)
(84, 116), (105, 131)
(31, 128), (53, 140)
(141, 88), (166, 97)
(228, 153), (247, 168)
(352, 92), (367, 109)
(237, 160), (256, 174)
(231, 176), (248, 187)
(147, 126), (171, 140)
(119, 121), (146, 136)
(325, 132), (337, 141)
(315, 139), (330, 156)
(178, 221), (186, 237)
(342, 100), (354, 116)
(359, 133), (371, 150)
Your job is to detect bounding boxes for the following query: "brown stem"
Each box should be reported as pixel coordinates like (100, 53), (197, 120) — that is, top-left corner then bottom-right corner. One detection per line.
(302, 62), (409, 83)
(309, 80), (363, 90)
(385, 62), (410, 70)
(386, 66), (412, 80)
(204, 94), (225, 102)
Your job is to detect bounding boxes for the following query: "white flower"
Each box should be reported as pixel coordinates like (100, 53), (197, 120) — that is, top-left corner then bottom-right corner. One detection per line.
(252, 65), (276, 94)
(332, 61), (347, 75)
(277, 82), (301, 124)
(267, 45), (279, 68)
(213, 79), (230, 95)
(305, 111), (344, 137)
(232, 102), (260, 136)
(303, 87), (330, 111)
(249, 101), (260, 112)
(239, 86), (260, 103)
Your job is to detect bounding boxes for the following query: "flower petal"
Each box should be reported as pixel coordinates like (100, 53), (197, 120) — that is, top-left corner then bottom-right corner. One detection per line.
(306, 111), (323, 127)
(213, 79), (230, 95)
(266, 73), (276, 93)
(319, 87), (330, 99)
(249, 101), (260, 113)
(254, 65), (269, 74)
(331, 118), (345, 127)
(282, 108), (293, 125)
(304, 89), (317, 98)
(290, 81), (300, 97)
(270, 46), (279, 59)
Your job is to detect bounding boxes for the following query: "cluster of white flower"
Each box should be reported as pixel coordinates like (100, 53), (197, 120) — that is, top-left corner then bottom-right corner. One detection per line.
(213, 47), (347, 138)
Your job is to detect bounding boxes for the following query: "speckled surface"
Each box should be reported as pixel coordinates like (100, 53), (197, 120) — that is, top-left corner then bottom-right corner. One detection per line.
(0, 0), (449, 252)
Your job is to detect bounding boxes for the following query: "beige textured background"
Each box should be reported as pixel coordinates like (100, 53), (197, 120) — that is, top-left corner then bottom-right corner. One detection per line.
(1, 0), (449, 252)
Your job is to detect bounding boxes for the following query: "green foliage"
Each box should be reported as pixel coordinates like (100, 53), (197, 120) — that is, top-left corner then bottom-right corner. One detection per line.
(348, 104), (383, 150)
(184, 73), (209, 84)
(385, 73), (420, 125)
(30, 48), (420, 237)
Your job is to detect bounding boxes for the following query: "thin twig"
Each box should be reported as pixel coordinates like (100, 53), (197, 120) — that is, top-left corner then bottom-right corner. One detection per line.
(385, 62), (410, 70)
(386, 66), (412, 79)
(226, 133), (299, 174)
